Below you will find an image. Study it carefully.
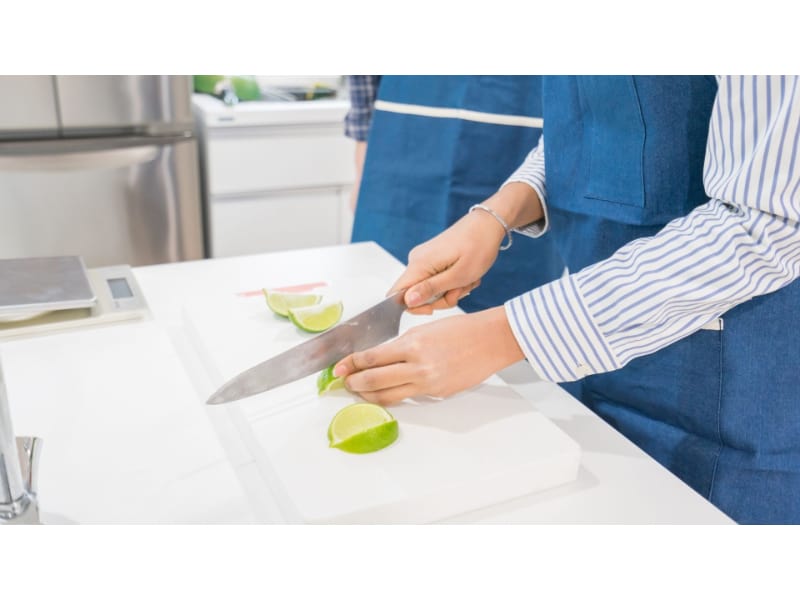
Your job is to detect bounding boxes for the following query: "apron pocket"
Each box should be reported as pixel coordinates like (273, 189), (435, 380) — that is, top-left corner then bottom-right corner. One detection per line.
(577, 76), (646, 209)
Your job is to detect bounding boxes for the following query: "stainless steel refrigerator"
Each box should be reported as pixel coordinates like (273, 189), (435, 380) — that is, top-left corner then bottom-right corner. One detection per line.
(0, 76), (204, 267)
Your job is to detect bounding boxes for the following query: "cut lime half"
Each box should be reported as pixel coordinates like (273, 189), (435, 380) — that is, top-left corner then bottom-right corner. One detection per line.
(288, 300), (343, 333)
(317, 364), (345, 395)
(327, 403), (399, 454)
(264, 289), (323, 318)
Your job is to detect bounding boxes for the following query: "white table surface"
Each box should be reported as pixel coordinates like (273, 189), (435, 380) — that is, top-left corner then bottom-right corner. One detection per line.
(3, 242), (734, 524)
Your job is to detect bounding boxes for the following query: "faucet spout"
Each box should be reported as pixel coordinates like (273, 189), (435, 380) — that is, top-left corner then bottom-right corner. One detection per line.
(1, 359), (42, 523)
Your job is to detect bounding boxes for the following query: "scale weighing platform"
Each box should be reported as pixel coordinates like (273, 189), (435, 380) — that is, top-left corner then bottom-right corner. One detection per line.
(0, 256), (148, 340)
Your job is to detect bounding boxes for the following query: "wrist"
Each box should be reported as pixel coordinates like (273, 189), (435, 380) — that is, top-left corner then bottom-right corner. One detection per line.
(480, 306), (525, 369)
(468, 204), (513, 250)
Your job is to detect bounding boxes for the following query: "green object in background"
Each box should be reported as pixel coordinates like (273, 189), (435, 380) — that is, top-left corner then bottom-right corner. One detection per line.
(193, 75), (261, 103)
(230, 76), (261, 101)
(193, 75), (225, 95)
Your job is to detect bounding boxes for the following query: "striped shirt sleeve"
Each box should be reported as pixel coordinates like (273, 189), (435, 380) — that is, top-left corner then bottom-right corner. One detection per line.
(505, 75), (800, 382)
(502, 136), (550, 237)
(344, 75), (382, 141)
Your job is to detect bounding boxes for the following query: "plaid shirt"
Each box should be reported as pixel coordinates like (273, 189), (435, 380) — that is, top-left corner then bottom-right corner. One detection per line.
(344, 75), (382, 141)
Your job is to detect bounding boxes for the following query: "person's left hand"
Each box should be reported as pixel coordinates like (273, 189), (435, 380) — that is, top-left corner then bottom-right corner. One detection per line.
(332, 306), (524, 405)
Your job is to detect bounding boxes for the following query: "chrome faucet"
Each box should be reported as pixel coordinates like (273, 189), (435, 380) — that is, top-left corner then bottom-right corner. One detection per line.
(1, 359), (42, 524)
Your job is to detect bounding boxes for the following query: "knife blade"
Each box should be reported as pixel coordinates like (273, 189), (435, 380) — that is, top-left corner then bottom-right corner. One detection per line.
(206, 290), (407, 405)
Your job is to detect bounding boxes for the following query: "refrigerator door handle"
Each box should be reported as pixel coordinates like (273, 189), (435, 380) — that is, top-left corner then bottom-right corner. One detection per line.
(0, 144), (160, 172)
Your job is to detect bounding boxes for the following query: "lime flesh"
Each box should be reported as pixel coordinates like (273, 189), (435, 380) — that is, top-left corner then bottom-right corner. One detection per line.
(317, 364), (345, 395)
(288, 300), (343, 333)
(327, 403), (399, 454)
(264, 290), (322, 317)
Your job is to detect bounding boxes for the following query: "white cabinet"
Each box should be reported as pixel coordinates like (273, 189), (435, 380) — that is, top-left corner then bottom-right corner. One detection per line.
(192, 95), (356, 258)
(210, 188), (353, 257)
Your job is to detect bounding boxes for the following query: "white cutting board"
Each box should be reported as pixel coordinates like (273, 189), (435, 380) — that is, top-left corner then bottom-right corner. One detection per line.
(183, 280), (581, 523)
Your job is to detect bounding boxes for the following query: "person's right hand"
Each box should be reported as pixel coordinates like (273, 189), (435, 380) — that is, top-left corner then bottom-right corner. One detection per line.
(389, 182), (544, 314)
(388, 207), (508, 315)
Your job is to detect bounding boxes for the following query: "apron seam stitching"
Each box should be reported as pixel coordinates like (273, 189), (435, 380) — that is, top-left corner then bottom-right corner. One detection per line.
(707, 328), (724, 501)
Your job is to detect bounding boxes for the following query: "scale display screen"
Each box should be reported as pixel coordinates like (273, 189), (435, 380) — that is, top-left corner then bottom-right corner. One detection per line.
(107, 277), (134, 299)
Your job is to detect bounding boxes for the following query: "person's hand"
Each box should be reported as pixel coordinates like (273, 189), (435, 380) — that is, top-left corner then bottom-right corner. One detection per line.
(389, 209), (507, 315)
(390, 182), (545, 315)
(332, 306), (524, 405)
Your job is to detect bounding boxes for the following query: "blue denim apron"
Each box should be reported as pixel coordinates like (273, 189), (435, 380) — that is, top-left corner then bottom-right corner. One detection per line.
(544, 76), (800, 524)
(351, 75), (565, 312)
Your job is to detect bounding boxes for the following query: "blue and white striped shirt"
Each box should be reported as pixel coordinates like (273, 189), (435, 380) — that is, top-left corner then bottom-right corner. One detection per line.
(505, 75), (800, 382)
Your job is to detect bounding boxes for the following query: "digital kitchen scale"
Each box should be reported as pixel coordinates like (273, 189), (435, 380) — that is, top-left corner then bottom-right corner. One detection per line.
(0, 256), (148, 340)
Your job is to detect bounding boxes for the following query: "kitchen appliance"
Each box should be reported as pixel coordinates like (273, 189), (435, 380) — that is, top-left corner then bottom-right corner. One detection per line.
(207, 291), (407, 405)
(0, 256), (148, 341)
(0, 76), (204, 267)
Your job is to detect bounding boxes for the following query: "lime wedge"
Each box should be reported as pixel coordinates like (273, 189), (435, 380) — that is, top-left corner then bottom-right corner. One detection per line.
(317, 364), (345, 395)
(264, 289), (323, 318)
(288, 300), (343, 333)
(327, 403), (399, 454)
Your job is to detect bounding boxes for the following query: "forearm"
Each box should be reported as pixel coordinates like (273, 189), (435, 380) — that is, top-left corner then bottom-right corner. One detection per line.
(474, 306), (527, 370)
(350, 141), (367, 212)
(484, 136), (549, 236)
(480, 182), (544, 231)
(508, 75), (800, 382)
(507, 200), (800, 382)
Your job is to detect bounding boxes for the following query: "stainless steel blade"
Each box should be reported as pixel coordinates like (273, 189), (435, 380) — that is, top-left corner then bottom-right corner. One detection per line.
(206, 291), (407, 405)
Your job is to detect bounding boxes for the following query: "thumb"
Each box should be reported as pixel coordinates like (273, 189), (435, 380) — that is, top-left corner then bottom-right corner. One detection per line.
(404, 269), (463, 308)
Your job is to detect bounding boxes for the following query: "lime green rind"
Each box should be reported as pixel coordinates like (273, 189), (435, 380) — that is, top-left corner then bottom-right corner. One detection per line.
(317, 365), (346, 396)
(330, 420), (399, 454)
(326, 403), (399, 454)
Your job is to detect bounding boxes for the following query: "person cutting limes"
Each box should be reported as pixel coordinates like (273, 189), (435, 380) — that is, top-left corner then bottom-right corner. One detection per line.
(335, 76), (800, 525)
(345, 75), (565, 314)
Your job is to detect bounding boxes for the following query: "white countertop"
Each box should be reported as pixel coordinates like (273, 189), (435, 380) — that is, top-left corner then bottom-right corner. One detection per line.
(2, 242), (734, 523)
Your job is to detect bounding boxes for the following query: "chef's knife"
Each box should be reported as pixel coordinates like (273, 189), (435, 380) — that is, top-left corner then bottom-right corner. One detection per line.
(206, 290), (408, 405)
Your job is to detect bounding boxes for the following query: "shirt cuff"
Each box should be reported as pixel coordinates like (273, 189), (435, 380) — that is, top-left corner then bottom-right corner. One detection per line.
(344, 120), (371, 142)
(504, 273), (622, 382)
(501, 178), (550, 237)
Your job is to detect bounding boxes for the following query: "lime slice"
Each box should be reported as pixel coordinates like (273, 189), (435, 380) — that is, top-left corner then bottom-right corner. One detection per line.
(317, 364), (345, 395)
(264, 289), (323, 318)
(327, 403), (399, 454)
(288, 300), (343, 333)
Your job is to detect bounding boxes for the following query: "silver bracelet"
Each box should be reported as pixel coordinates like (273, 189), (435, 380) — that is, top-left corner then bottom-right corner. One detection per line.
(469, 204), (513, 250)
